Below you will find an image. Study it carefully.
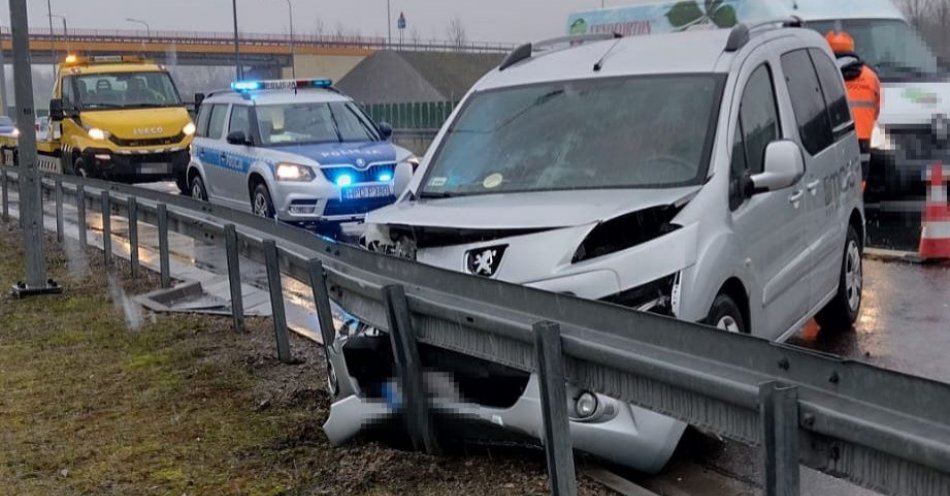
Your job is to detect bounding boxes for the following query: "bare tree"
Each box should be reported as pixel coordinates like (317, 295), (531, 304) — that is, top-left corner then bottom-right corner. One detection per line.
(446, 17), (467, 50)
(312, 18), (326, 38)
(334, 21), (346, 39)
(409, 26), (422, 46)
(932, 0), (950, 57)
(899, 0), (933, 28)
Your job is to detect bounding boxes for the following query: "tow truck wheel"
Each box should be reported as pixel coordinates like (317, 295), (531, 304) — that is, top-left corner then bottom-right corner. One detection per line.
(73, 157), (91, 178)
(251, 184), (275, 219)
(175, 174), (190, 195)
(189, 174), (208, 202)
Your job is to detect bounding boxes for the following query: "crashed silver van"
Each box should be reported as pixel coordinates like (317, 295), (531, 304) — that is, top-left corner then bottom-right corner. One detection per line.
(325, 22), (865, 472)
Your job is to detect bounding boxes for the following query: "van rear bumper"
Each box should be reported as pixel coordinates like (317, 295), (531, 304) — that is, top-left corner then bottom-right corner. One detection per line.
(83, 148), (189, 183)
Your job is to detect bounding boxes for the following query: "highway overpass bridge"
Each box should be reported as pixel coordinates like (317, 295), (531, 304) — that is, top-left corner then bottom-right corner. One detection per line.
(1, 28), (514, 80)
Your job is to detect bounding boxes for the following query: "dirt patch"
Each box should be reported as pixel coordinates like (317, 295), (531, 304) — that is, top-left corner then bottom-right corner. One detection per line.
(0, 224), (612, 495)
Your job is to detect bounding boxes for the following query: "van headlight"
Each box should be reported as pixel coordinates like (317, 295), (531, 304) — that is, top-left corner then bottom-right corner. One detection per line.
(183, 122), (197, 136)
(870, 123), (895, 151)
(88, 128), (110, 141)
(275, 162), (315, 182)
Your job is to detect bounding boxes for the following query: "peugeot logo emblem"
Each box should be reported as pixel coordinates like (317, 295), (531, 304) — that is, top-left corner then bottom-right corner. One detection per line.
(466, 245), (507, 278)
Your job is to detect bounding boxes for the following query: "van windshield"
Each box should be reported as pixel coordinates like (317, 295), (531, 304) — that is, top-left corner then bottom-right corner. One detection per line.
(420, 75), (723, 197)
(68, 72), (183, 110)
(807, 19), (941, 82)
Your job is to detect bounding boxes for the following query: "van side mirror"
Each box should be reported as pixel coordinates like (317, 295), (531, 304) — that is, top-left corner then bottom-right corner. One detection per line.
(748, 141), (805, 195)
(194, 93), (205, 109)
(226, 130), (249, 146)
(377, 122), (393, 140)
(49, 99), (64, 121)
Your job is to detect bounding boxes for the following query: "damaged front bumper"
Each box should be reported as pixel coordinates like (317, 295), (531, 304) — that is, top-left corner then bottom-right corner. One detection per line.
(322, 329), (686, 474)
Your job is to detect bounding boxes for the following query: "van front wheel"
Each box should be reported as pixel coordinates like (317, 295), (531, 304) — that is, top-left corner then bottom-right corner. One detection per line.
(816, 226), (862, 330)
(705, 294), (746, 334)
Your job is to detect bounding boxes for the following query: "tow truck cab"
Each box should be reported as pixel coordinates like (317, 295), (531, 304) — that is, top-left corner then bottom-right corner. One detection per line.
(39, 55), (195, 190)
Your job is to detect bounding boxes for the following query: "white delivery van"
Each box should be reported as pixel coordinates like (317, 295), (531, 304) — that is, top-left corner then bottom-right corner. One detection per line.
(570, 0), (949, 214)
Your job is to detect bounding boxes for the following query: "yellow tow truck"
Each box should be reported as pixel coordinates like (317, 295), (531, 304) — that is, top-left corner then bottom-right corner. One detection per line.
(0, 55), (196, 192)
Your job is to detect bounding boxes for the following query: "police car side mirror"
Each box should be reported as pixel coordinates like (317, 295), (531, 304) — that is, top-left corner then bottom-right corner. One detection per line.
(227, 130), (250, 146)
(750, 140), (805, 194)
(49, 99), (64, 121)
(378, 122), (393, 140)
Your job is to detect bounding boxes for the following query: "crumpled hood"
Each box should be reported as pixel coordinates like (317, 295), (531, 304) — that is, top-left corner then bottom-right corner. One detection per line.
(367, 187), (701, 230)
(81, 107), (191, 140)
(880, 82), (950, 126)
(272, 141), (406, 167)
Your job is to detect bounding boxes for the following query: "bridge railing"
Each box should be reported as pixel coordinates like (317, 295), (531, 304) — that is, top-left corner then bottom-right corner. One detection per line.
(363, 101), (457, 131)
(2, 27), (516, 54)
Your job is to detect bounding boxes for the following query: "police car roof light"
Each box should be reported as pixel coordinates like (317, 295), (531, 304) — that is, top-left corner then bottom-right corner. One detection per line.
(230, 78), (333, 92)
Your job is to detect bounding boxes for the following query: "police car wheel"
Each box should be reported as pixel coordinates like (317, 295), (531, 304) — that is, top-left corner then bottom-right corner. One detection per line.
(252, 184), (275, 219)
(190, 174), (208, 202)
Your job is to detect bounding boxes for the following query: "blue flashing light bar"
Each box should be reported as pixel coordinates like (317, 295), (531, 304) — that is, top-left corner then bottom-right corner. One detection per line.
(231, 78), (333, 92)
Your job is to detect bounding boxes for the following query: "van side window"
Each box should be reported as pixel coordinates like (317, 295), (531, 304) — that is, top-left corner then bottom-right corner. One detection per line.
(195, 104), (213, 138)
(207, 104), (228, 140)
(730, 64), (781, 209)
(808, 48), (852, 135)
(781, 49), (833, 155)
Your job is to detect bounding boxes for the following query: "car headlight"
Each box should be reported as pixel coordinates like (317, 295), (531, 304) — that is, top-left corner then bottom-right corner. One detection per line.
(275, 162), (315, 182)
(88, 128), (110, 141)
(11, 128), (19, 138)
(183, 122), (197, 136)
(870, 123), (895, 151)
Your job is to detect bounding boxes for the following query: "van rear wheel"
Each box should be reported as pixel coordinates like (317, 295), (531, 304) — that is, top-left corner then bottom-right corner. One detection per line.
(816, 225), (862, 330)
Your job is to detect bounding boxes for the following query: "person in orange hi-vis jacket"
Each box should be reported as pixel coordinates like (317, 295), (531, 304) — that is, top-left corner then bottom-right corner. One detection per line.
(826, 31), (881, 188)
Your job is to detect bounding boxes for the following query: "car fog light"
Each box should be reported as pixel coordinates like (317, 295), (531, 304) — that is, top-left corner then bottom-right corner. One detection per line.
(575, 392), (598, 418)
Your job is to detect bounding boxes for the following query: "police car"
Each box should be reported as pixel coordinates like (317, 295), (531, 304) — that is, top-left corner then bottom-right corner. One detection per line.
(187, 79), (417, 234)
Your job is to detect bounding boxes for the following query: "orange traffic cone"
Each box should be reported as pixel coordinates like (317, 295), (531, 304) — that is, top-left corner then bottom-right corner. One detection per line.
(919, 163), (950, 260)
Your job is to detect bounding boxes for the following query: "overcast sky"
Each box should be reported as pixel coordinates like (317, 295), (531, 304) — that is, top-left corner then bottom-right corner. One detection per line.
(2, 0), (610, 44)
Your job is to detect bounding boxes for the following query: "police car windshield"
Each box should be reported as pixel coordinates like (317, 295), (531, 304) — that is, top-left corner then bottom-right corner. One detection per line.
(68, 72), (183, 110)
(807, 19), (941, 82)
(255, 102), (381, 146)
(421, 75), (722, 197)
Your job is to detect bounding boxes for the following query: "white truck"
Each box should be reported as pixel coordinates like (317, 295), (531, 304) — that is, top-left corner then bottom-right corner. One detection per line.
(570, 0), (949, 221)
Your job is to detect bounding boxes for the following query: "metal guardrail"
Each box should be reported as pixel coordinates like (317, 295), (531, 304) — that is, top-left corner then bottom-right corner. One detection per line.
(2, 165), (950, 496)
(1, 27), (517, 54)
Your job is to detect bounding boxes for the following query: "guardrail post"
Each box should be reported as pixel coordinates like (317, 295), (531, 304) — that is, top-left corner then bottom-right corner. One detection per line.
(383, 284), (439, 455)
(263, 239), (292, 363)
(54, 180), (64, 242)
(307, 259), (338, 349)
(759, 382), (800, 496)
(157, 203), (171, 289)
(1, 167), (8, 222)
(76, 184), (87, 248)
(128, 196), (139, 278)
(224, 224), (244, 332)
(100, 190), (112, 267)
(534, 321), (578, 496)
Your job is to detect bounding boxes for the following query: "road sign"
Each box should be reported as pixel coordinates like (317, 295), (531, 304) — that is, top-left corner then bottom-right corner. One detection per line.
(398, 12), (407, 30)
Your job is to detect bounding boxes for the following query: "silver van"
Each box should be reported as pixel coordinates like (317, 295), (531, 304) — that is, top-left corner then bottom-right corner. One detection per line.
(326, 21), (865, 472)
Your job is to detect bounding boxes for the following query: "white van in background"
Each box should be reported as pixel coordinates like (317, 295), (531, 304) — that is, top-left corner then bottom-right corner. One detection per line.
(570, 0), (949, 218)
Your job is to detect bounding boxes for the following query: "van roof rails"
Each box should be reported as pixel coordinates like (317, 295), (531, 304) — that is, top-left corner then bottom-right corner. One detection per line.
(724, 16), (805, 52)
(499, 32), (622, 71)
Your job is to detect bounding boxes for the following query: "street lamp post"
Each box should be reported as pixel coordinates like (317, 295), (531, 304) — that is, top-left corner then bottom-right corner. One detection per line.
(49, 14), (68, 54)
(126, 18), (151, 54)
(45, 0), (54, 73)
(387, 0), (392, 47)
(232, 0), (242, 79)
(282, 0), (295, 79)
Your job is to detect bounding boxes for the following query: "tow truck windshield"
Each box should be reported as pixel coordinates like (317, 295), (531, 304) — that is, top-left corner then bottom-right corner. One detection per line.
(807, 19), (942, 82)
(421, 75), (722, 197)
(66, 72), (183, 110)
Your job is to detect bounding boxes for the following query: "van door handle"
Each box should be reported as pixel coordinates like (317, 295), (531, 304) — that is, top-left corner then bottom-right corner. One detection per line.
(806, 180), (821, 194)
(788, 190), (804, 206)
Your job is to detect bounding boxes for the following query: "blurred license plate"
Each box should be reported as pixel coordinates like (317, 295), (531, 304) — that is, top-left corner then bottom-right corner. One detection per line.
(140, 163), (170, 174)
(342, 184), (392, 200)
